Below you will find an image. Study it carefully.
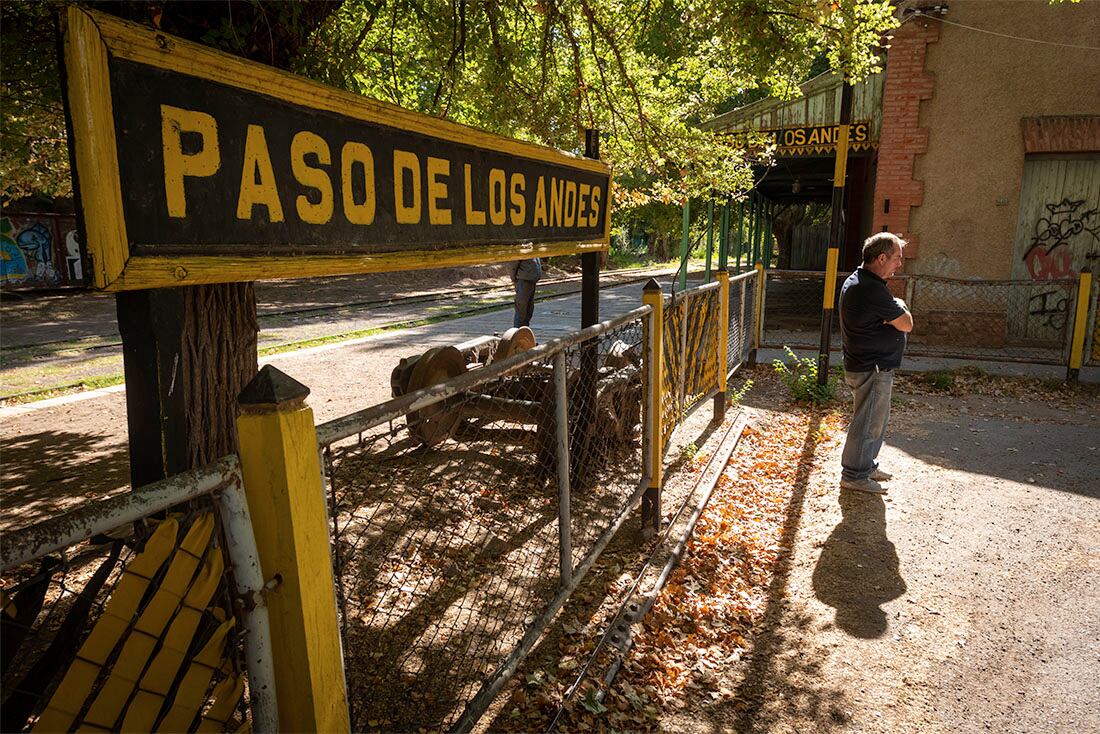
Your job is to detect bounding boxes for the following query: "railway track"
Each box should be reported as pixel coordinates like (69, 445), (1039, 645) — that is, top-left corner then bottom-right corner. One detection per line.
(1, 264), (697, 402)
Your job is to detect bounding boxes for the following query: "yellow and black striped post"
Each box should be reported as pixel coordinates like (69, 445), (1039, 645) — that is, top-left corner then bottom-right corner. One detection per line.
(817, 82), (854, 386)
(642, 279), (664, 537)
(1067, 269), (1094, 383)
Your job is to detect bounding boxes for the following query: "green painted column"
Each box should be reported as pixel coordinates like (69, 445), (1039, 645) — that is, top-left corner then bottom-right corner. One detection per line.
(679, 198), (691, 291)
(718, 200), (729, 271)
(705, 200), (714, 283)
(736, 199), (745, 270)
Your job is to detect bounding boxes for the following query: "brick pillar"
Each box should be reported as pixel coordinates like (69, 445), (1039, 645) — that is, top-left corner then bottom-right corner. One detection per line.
(872, 14), (941, 260)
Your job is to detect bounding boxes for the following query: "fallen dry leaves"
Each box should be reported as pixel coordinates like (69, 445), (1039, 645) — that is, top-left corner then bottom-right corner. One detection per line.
(502, 404), (844, 732)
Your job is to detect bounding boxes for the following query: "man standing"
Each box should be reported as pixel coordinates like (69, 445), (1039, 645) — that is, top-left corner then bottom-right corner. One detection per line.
(838, 233), (913, 494)
(512, 257), (543, 328)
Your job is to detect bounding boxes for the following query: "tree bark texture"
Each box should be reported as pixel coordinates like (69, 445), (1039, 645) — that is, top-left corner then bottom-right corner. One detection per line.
(181, 283), (258, 468)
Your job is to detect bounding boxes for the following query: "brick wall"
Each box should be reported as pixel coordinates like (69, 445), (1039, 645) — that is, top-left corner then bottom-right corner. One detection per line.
(871, 14), (941, 260)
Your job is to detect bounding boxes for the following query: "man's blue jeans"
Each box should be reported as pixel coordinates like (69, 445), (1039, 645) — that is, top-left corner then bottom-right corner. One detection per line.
(841, 368), (894, 480)
(514, 279), (536, 328)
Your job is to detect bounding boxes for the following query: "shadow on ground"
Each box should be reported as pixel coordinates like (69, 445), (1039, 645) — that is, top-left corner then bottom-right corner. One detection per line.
(0, 431), (129, 530)
(812, 491), (906, 638)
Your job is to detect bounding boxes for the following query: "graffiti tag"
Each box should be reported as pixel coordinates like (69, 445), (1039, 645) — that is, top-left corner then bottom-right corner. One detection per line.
(1022, 198), (1099, 280)
(1028, 289), (1069, 331)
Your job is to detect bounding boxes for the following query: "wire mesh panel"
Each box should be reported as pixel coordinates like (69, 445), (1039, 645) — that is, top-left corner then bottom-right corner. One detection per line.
(907, 276), (1077, 363)
(562, 318), (645, 570)
(0, 495), (248, 733)
(727, 271), (757, 373)
(321, 311), (648, 732)
(760, 269), (846, 349)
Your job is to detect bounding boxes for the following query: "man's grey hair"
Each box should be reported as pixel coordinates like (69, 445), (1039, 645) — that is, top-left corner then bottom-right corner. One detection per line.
(862, 232), (906, 264)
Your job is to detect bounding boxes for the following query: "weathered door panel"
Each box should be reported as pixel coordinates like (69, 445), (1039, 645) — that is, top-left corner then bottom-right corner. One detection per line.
(1010, 156), (1100, 344)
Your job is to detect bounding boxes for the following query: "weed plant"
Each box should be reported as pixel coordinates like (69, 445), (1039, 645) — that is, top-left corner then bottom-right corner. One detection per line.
(772, 346), (840, 405)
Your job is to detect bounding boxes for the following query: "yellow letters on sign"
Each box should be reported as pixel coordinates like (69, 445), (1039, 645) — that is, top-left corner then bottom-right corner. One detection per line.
(426, 157), (452, 225)
(509, 173), (526, 227)
(291, 131), (334, 225)
(464, 164), (486, 226)
(161, 105), (220, 218)
(393, 149), (421, 224)
(341, 141), (376, 225)
(588, 186), (601, 228)
(237, 124), (284, 222)
(488, 168), (507, 226)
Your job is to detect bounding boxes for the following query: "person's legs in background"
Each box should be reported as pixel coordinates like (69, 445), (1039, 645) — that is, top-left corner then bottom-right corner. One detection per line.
(514, 279), (536, 328)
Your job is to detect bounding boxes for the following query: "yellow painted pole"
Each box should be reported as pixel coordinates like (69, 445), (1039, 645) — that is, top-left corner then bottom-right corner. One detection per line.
(1067, 269), (1093, 382)
(236, 365), (350, 733)
(715, 270), (730, 419)
(751, 262), (765, 364)
(817, 246), (841, 386)
(642, 279), (664, 537)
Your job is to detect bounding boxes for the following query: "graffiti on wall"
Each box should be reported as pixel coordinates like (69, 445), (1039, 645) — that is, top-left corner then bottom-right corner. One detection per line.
(0, 215), (83, 288)
(1027, 288), (1069, 331)
(1022, 198), (1099, 280)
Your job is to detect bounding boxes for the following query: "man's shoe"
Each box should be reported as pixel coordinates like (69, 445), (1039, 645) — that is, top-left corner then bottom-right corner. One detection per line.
(870, 468), (893, 481)
(840, 477), (887, 494)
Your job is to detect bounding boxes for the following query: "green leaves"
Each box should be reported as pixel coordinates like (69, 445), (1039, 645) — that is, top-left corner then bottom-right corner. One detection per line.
(580, 686), (609, 714)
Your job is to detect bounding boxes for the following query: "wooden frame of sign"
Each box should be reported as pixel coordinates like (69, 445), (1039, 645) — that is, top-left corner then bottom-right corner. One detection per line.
(61, 7), (612, 291)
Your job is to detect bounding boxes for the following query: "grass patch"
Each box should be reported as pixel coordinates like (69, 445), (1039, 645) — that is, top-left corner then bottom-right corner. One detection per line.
(1, 374), (125, 405)
(919, 369), (956, 391)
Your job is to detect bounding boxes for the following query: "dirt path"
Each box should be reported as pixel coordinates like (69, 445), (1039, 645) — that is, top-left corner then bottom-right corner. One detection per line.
(0, 279), (652, 530)
(667, 373), (1100, 734)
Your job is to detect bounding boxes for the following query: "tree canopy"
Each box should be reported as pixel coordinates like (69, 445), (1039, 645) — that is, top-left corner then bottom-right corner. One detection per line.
(298, 0), (896, 204)
(2, 0), (896, 213)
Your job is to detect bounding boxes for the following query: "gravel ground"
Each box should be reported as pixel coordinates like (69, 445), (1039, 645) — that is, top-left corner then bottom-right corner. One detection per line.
(669, 370), (1100, 734)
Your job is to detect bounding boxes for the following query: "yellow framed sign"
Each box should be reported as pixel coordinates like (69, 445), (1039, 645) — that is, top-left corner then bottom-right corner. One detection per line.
(61, 8), (612, 291)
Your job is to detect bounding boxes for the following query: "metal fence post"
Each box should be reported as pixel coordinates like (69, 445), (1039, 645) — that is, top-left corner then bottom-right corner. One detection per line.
(749, 263), (765, 365)
(553, 351), (572, 587)
(236, 365), (350, 733)
(1067, 269), (1093, 383)
(642, 280), (664, 537)
(715, 270), (731, 420)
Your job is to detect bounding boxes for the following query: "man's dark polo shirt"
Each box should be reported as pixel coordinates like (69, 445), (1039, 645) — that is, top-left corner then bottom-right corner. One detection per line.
(839, 267), (907, 372)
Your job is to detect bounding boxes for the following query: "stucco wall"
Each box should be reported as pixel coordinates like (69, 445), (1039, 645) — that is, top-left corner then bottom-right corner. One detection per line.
(909, 0), (1100, 279)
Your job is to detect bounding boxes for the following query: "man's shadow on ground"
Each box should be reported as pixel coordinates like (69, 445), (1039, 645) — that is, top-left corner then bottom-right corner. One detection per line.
(812, 490), (906, 638)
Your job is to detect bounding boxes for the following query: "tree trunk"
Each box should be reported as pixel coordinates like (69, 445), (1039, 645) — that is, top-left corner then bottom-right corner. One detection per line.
(181, 283), (258, 468)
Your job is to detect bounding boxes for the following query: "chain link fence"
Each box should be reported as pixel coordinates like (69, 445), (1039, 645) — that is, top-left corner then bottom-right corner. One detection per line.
(759, 269), (847, 349)
(317, 308), (650, 732)
(0, 457), (261, 733)
(727, 270), (758, 373)
(906, 275), (1078, 363)
(757, 269), (1087, 366)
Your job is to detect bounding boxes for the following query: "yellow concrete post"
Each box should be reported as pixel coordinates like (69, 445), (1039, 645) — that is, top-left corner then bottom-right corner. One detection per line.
(1067, 269), (1093, 383)
(750, 262), (765, 363)
(642, 279), (664, 536)
(715, 270), (731, 419)
(236, 365), (350, 733)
